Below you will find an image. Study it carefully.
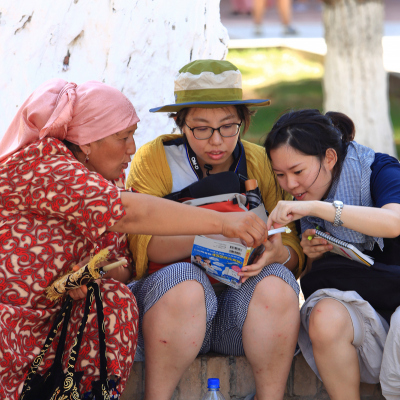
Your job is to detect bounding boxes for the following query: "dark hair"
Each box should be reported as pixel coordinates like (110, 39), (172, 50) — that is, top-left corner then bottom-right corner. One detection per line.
(62, 140), (82, 158)
(263, 109), (355, 180)
(169, 105), (255, 136)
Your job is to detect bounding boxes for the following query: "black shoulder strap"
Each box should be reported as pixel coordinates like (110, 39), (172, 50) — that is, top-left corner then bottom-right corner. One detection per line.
(233, 141), (248, 191)
(185, 140), (247, 181)
(165, 141), (248, 201)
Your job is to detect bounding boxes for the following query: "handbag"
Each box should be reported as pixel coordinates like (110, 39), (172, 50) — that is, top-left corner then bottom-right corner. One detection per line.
(19, 282), (110, 400)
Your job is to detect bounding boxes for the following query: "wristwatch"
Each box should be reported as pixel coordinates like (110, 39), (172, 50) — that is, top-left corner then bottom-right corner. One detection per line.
(332, 200), (344, 227)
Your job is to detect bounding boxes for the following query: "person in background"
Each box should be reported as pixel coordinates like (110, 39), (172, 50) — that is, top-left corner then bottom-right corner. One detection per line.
(126, 59), (305, 400)
(265, 108), (400, 400)
(0, 79), (267, 400)
(253, 0), (298, 36)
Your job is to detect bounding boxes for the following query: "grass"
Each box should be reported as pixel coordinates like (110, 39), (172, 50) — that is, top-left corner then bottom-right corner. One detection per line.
(227, 48), (400, 153)
(391, 95), (400, 154)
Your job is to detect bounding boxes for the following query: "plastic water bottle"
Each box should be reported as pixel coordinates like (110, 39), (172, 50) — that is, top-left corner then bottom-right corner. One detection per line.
(201, 378), (226, 400)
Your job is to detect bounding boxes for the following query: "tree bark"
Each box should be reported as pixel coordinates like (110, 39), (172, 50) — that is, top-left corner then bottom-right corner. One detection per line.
(0, 0), (229, 147)
(323, 0), (395, 155)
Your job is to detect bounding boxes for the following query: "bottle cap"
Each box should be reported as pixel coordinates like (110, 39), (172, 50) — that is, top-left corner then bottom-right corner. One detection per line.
(245, 179), (258, 191)
(207, 378), (220, 389)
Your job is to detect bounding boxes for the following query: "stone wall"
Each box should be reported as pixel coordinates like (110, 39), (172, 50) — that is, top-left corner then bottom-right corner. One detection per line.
(121, 353), (385, 400)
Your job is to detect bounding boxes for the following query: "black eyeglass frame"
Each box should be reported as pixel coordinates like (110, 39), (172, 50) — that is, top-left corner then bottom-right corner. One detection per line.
(184, 121), (242, 140)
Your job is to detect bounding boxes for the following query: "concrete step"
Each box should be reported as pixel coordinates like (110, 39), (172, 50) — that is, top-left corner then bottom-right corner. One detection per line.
(121, 353), (385, 400)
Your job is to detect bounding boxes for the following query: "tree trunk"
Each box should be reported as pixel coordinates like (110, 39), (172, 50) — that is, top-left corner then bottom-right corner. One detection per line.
(323, 0), (395, 155)
(0, 0), (229, 147)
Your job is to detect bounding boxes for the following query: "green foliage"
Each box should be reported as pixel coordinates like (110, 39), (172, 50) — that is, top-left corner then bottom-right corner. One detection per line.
(228, 47), (399, 154)
(246, 79), (323, 145)
(390, 95), (400, 154)
(227, 48), (324, 145)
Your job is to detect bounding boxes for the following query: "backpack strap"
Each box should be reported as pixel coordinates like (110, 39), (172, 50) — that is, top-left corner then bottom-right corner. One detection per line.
(186, 139), (247, 180)
(165, 141), (248, 202)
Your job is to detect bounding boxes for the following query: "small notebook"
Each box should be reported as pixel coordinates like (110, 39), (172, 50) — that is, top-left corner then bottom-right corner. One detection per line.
(314, 230), (374, 267)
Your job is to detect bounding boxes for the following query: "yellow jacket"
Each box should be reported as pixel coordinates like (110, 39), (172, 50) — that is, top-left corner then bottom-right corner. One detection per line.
(126, 134), (305, 279)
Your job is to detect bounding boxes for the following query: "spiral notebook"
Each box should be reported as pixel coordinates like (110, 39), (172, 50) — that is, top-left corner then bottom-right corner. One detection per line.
(314, 230), (374, 267)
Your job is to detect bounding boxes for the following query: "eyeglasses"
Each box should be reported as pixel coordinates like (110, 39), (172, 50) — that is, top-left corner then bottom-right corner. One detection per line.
(185, 121), (242, 140)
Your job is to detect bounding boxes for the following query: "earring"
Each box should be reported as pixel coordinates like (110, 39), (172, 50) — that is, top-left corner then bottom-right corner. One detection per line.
(85, 152), (89, 163)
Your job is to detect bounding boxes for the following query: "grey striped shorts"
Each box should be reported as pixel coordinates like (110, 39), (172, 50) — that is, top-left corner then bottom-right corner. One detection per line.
(128, 262), (299, 357)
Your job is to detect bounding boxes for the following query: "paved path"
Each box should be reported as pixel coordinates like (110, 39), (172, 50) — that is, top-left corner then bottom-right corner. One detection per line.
(220, 0), (400, 73)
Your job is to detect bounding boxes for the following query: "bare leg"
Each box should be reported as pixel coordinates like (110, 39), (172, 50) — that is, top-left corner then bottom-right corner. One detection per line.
(277, 0), (292, 27)
(242, 276), (300, 400)
(142, 280), (207, 400)
(253, 0), (266, 26)
(309, 299), (360, 400)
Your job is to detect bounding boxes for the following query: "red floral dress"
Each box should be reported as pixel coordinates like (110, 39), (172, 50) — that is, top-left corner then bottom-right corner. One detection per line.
(0, 138), (138, 399)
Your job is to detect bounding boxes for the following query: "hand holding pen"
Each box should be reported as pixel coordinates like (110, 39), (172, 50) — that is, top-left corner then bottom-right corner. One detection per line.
(239, 224), (292, 283)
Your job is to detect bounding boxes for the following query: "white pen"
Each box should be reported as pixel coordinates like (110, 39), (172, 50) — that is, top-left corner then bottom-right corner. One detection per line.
(268, 227), (291, 236)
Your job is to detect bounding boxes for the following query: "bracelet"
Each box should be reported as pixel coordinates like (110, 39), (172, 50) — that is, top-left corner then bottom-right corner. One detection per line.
(282, 246), (291, 266)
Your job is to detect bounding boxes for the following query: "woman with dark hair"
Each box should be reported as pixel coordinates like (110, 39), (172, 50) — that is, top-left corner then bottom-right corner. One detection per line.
(0, 79), (267, 399)
(126, 59), (305, 400)
(264, 108), (400, 400)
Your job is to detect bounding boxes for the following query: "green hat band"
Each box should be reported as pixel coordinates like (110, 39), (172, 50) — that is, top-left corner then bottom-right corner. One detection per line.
(175, 88), (243, 103)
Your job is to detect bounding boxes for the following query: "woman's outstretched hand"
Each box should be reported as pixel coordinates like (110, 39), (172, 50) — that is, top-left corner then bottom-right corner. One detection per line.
(266, 200), (315, 231)
(221, 212), (267, 248)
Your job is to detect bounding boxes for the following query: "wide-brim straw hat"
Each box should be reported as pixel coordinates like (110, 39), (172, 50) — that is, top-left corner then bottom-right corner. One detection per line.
(150, 59), (271, 113)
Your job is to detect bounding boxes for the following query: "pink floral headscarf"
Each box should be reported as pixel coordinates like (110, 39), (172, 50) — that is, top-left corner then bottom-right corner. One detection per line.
(0, 79), (140, 162)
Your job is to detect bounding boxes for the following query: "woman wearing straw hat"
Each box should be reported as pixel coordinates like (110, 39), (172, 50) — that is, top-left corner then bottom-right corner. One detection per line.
(127, 59), (305, 400)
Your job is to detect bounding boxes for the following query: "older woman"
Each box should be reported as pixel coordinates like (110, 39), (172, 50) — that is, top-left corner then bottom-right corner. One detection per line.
(0, 79), (267, 400)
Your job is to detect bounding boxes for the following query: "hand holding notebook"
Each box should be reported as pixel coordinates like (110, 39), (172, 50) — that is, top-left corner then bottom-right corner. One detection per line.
(312, 230), (374, 266)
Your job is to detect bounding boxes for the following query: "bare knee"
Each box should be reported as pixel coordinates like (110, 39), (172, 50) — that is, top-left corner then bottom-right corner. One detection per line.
(245, 276), (299, 350)
(309, 298), (354, 348)
(253, 275), (298, 312)
(156, 280), (205, 311)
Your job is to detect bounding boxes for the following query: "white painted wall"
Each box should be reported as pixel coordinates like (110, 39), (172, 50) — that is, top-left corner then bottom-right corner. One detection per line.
(0, 0), (229, 148)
